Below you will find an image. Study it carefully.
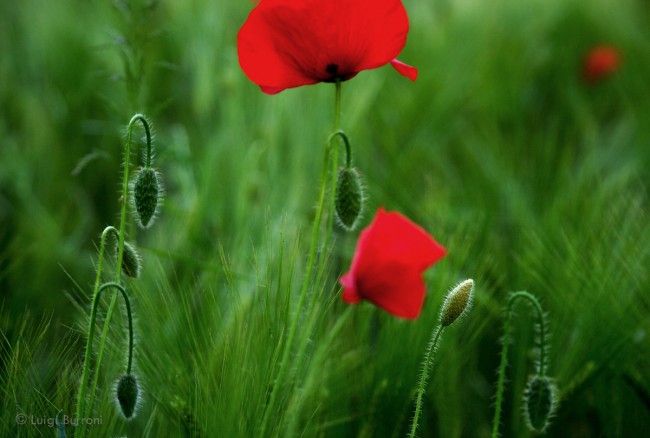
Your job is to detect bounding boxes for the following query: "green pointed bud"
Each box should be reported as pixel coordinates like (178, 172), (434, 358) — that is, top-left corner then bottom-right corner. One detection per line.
(440, 279), (474, 327)
(116, 373), (140, 419)
(131, 167), (162, 228)
(335, 166), (364, 231)
(116, 241), (141, 278)
(523, 375), (557, 433)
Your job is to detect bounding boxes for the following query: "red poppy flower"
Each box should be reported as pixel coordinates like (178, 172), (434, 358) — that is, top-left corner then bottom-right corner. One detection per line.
(582, 45), (621, 83)
(339, 208), (447, 319)
(237, 0), (418, 94)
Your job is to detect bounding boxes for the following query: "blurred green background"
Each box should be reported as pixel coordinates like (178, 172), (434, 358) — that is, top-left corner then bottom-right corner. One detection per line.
(1, 0), (649, 436)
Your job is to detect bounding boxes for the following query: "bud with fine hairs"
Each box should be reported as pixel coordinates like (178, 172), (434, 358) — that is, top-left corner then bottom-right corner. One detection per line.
(116, 373), (140, 420)
(440, 279), (474, 327)
(117, 241), (142, 278)
(131, 166), (163, 228)
(334, 166), (365, 231)
(523, 374), (558, 433)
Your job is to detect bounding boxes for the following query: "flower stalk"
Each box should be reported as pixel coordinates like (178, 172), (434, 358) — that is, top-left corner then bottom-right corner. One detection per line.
(259, 80), (343, 437)
(409, 325), (444, 438)
(75, 282), (134, 425)
(409, 280), (474, 438)
(491, 291), (553, 438)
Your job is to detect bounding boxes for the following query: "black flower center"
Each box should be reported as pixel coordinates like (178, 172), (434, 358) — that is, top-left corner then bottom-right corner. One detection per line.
(325, 63), (339, 75)
(322, 62), (356, 83)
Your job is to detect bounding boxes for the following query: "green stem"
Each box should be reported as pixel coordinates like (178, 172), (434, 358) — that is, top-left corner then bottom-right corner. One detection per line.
(258, 81), (342, 437)
(75, 283), (134, 429)
(75, 226), (118, 421)
(491, 291), (547, 438)
(94, 227), (119, 290)
(326, 79), (343, 235)
(334, 78), (341, 130)
(409, 325), (445, 438)
(94, 283), (134, 373)
(313, 81), (344, 293)
(119, 115), (150, 283)
(140, 116), (153, 169)
(329, 131), (351, 168)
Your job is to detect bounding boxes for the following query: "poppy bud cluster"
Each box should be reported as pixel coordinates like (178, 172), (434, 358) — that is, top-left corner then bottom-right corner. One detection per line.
(76, 115), (160, 429)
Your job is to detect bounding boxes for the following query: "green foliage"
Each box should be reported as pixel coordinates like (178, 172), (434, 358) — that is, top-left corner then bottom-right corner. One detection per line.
(1, 0), (649, 436)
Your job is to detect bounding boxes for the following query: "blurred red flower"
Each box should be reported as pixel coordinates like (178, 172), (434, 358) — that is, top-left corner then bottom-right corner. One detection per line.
(237, 0), (417, 94)
(582, 45), (621, 83)
(339, 208), (447, 319)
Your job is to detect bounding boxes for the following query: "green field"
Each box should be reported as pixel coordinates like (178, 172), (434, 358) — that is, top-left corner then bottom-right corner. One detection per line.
(1, 0), (649, 436)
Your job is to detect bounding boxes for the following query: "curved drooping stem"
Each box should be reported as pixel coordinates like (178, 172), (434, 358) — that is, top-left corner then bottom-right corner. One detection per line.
(128, 113), (153, 168)
(492, 291), (548, 438)
(75, 282), (134, 423)
(328, 130), (352, 168)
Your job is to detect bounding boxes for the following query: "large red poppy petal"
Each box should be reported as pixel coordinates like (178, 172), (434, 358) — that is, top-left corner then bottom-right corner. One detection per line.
(347, 0), (410, 72)
(238, 1), (321, 93)
(358, 264), (427, 319)
(356, 208), (446, 275)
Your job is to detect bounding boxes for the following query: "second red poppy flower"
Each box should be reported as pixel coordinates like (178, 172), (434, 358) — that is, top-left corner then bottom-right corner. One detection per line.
(340, 208), (447, 319)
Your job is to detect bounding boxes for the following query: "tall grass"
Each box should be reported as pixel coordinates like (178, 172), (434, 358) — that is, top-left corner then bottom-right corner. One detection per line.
(1, 0), (649, 436)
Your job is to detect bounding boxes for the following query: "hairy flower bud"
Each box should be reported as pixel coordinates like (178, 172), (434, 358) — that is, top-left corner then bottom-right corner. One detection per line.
(116, 373), (140, 419)
(335, 166), (364, 231)
(523, 374), (557, 433)
(117, 241), (141, 278)
(440, 279), (474, 327)
(131, 167), (162, 228)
